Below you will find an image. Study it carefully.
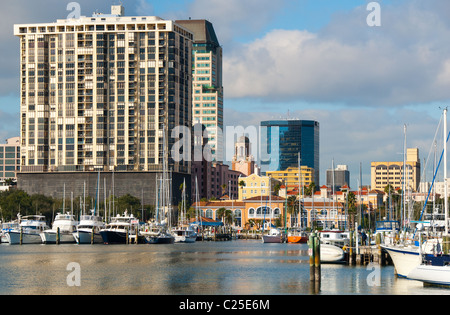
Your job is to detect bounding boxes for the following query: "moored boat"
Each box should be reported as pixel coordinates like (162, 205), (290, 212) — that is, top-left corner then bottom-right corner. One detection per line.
(99, 212), (143, 244)
(172, 225), (197, 243)
(145, 227), (175, 244)
(73, 211), (105, 244)
(408, 264), (450, 286)
(319, 229), (350, 248)
(40, 213), (78, 244)
(262, 228), (284, 243)
(6, 215), (48, 245)
(320, 244), (345, 263)
(287, 229), (308, 243)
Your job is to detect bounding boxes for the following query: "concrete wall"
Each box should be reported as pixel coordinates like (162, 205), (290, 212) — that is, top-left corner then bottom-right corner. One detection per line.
(17, 171), (191, 207)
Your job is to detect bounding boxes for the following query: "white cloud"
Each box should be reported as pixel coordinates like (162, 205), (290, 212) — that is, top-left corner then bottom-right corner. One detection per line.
(223, 0), (450, 107)
(224, 104), (442, 186)
(185, 0), (287, 45)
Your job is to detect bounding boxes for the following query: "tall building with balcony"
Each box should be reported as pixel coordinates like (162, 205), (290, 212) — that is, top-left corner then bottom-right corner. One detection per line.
(176, 19), (224, 162)
(14, 6), (194, 205)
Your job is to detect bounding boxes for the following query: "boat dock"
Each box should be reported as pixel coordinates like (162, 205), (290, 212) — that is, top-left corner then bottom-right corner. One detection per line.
(347, 245), (392, 266)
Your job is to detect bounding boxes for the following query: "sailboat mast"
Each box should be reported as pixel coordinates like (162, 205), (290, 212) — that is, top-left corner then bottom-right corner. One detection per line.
(402, 124), (407, 231)
(444, 108), (448, 235)
(298, 153), (302, 229)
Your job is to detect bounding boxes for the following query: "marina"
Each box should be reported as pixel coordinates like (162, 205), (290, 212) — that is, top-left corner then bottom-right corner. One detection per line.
(0, 239), (448, 295)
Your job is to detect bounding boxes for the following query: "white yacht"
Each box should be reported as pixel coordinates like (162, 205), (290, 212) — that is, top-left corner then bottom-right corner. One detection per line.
(320, 244), (345, 263)
(5, 215), (48, 244)
(172, 225), (197, 243)
(1, 220), (19, 243)
(40, 213), (78, 244)
(319, 230), (351, 248)
(73, 210), (105, 244)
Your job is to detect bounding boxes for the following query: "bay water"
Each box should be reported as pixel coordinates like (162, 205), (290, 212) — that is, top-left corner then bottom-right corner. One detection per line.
(0, 240), (448, 295)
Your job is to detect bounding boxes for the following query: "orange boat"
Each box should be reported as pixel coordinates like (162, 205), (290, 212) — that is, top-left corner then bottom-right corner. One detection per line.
(287, 231), (308, 243)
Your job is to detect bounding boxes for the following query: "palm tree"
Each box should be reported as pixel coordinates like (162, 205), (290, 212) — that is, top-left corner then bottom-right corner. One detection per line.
(347, 191), (357, 228)
(221, 184), (227, 196)
(216, 207), (233, 225)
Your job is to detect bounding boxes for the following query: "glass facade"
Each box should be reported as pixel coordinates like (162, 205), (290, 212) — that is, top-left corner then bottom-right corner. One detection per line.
(260, 120), (319, 184)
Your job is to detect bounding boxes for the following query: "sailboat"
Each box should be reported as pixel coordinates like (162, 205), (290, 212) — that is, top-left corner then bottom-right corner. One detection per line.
(262, 185), (284, 243)
(40, 184), (78, 244)
(73, 178), (105, 244)
(144, 124), (175, 245)
(288, 153), (308, 244)
(172, 179), (197, 243)
(406, 109), (450, 286)
(383, 109), (450, 278)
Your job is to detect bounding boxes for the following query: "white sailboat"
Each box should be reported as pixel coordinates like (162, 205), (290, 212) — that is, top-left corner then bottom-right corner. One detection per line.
(406, 108), (450, 286)
(262, 228), (283, 243)
(320, 244), (345, 263)
(144, 124), (175, 245)
(41, 184), (78, 244)
(383, 109), (450, 278)
(73, 178), (105, 244)
(172, 179), (197, 243)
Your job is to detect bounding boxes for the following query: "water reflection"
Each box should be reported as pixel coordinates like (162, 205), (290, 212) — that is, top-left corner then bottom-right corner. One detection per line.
(0, 241), (450, 295)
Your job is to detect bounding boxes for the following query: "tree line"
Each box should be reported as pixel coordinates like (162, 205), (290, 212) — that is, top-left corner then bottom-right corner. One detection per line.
(0, 189), (156, 224)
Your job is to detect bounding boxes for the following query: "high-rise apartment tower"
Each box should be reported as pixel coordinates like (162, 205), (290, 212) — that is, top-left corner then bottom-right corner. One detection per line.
(176, 20), (223, 162)
(14, 5), (194, 204)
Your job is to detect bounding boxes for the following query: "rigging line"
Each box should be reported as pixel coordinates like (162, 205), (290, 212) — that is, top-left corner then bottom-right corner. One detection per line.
(421, 115), (443, 182)
(413, 129), (450, 239)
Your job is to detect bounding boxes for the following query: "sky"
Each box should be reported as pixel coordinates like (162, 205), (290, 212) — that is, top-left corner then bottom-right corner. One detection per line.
(3, 0), (450, 188)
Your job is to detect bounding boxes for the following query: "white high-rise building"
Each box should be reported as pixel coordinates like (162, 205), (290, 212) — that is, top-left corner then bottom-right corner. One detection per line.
(14, 5), (193, 175)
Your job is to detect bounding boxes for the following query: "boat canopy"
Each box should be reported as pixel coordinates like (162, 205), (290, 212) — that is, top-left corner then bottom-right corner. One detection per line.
(192, 217), (224, 227)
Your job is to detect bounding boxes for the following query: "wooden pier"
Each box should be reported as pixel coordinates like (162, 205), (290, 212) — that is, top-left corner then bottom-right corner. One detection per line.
(348, 245), (392, 266)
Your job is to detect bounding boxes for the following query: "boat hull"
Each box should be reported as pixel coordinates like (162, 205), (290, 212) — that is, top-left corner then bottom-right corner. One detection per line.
(408, 265), (450, 286)
(287, 235), (308, 244)
(73, 230), (103, 244)
(382, 245), (421, 278)
(40, 231), (76, 244)
(145, 235), (175, 244)
(262, 235), (282, 243)
(174, 235), (197, 243)
(100, 230), (145, 244)
(6, 231), (42, 245)
(320, 244), (345, 263)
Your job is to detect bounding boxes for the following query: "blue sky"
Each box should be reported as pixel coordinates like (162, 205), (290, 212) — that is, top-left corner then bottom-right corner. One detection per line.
(3, 0), (450, 188)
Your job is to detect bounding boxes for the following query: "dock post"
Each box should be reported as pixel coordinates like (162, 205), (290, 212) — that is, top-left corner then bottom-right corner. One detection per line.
(91, 227), (95, 244)
(309, 233), (315, 282)
(314, 234), (321, 283)
(349, 230), (354, 265)
(20, 227), (23, 245)
(376, 232), (381, 246)
(126, 228), (129, 244)
(135, 226), (138, 244)
(444, 236), (450, 254)
(56, 227), (60, 245)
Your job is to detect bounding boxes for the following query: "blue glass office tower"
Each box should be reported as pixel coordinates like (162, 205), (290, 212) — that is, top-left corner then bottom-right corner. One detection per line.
(260, 120), (320, 184)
